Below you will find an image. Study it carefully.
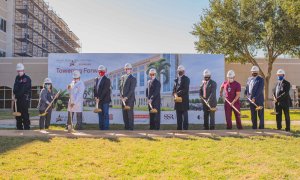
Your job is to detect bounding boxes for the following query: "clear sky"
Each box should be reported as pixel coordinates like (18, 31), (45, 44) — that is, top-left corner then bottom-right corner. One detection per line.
(46, 0), (210, 53)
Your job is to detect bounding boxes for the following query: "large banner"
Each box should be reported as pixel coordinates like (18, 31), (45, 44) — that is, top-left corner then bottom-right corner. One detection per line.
(48, 53), (225, 124)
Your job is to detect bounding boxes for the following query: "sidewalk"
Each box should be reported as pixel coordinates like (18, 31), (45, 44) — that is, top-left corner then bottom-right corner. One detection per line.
(0, 129), (292, 138)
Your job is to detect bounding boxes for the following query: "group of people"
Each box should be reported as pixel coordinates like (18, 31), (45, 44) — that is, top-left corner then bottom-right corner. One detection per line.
(13, 62), (292, 132)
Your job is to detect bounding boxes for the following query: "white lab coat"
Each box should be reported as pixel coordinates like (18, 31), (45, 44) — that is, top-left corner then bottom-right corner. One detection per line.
(67, 80), (85, 112)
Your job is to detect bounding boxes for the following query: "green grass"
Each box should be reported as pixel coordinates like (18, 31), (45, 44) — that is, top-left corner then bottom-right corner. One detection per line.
(0, 125), (300, 179)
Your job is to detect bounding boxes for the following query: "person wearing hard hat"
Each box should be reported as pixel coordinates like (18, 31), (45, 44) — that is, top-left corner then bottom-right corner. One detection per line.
(273, 69), (291, 131)
(173, 65), (190, 130)
(199, 69), (217, 130)
(13, 63), (32, 130)
(67, 70), (85, 130)
(146, 69), (161, 130)
(94, 65), (111, 130)
(245, 65), (265, 129)
(119, 63), (137, 130)
(37, 78), (58, 130)
(220, 70), (243, 129)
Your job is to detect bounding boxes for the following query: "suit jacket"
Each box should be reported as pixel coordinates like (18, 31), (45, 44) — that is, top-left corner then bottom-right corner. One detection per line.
(120, 74), (137, 107)
(173, 75), (190, 111)
(94, 76), (111, 104)
(199, 80), (217, 107)
(273, 79), (291, 107)
(146, 78), (161, 109)
(245, 76), (264, 104)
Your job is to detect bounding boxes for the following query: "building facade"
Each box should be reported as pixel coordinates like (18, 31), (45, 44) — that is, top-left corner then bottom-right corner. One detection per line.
(0, 0), (80, 57)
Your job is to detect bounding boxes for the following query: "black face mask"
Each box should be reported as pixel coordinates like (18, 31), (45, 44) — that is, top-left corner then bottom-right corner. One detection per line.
(178, 71), (184, 76)
(252, 73), (258, 77)
(204, 77), (211, 81)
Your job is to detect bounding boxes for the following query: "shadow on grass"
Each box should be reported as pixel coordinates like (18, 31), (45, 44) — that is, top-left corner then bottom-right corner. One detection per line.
(0, 136), (52, 155)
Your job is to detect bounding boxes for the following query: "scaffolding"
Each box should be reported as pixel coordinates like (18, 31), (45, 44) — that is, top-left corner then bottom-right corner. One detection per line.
(14, 0), (81, 57)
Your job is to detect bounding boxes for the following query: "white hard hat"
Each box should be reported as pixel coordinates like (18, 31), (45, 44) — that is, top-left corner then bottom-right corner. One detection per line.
(203, 69), (211, 77)
(72, 70), (81, 78)
(227, 70), (235, 78)
(251, 66), (259, 72)
(177, 65), (185, 71)
(16, 63), (25, 71)
(44, 78), (52, 84)
(98, 65), (106, 71)
(124, 63), (132, 69)
(276, 69), (285, 75)
(149, 68), (157, 74)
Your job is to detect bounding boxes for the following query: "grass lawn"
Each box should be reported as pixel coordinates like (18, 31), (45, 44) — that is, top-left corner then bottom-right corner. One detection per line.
(0, 125), (300, 179)
(233, 109), (300, 121)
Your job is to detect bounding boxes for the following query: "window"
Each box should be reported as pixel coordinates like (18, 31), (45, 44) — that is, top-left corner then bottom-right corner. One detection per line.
(30, 86), (43, 108)
(0, 18), (6, 32)
(0, 86), (12, 109)
(139, 71), (144, 87)
(0, 50), (6, 57)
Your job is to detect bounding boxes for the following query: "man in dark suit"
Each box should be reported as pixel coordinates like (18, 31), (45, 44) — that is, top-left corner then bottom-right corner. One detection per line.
(173, 65), (190, 130)
(119, 63), (137, 130)
(200, 69), (217, 130)
(273, 69), (291, 131)
(245, 66), (265, 129)
(94, 65), (111, 130)
(146, 69), (161, 130)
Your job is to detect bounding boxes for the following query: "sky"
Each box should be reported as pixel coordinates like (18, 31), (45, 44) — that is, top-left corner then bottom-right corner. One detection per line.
(46, 0), (210, 53)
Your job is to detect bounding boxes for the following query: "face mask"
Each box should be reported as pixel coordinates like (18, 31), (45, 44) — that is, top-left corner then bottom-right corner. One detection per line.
(204, 77), (210, 81)
(228, 78), (234, 83)
(178, 71), (184, 76)
(278, 75), (284, 81)
(99, 71), (105, 77)
(252, 73), (258, 77)
(126, 69), (132, 75)
(18, 71), (24, 76)
(150, 75), (155, 80)
(45, 84), (51, 89)
(74, 78), (80, 83)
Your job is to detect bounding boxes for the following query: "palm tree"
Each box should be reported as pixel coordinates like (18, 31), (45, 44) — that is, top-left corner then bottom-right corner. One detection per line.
(146, 58), (171, 84)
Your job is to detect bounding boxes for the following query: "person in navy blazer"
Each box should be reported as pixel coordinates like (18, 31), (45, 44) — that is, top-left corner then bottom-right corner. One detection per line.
(94, 65), (111, 130)
(245, 66), (265, 129)
(146, 69), (161, 130)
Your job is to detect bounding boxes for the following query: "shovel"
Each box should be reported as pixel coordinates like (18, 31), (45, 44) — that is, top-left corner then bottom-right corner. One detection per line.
(93, 98), (102, 113)
(149, 103), (158, 114)
(12, 99), (21, 117)
(39, 91), (61, 117)
(200, 96), (217, 112)
(122, 99), (131, 110)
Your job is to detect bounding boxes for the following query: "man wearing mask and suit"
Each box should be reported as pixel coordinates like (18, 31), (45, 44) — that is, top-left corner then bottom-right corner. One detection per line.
(119, 63), (137, 130)
(273, 69), (291, 131)
(94, 65), (111, 130)
(146, 69), (161, 130)
(245, 66), (265, 129)
(173, 65), (190, 130)
(200, 69), (217, 130)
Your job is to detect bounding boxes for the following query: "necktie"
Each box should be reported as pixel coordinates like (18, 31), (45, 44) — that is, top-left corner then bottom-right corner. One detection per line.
(203, 81), (207, 98)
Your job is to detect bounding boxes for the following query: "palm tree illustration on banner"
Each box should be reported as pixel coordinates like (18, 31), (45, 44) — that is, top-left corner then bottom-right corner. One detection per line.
(146, 58), (171, 84)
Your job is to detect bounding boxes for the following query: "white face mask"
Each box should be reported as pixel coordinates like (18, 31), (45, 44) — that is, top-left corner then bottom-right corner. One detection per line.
(18, 71), (24, 76)
(74, 78), (80, 83)
(150, 75), (155, 80)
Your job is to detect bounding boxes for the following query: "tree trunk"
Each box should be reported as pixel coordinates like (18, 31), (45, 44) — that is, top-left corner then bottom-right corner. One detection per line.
(264, 76), (270, 108)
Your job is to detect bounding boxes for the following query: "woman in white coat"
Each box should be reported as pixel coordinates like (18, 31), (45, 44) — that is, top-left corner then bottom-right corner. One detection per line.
(67, 70), (85, 130)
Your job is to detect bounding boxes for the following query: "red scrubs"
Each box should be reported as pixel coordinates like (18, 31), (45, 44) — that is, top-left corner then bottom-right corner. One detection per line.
(221, 80), (243, 129)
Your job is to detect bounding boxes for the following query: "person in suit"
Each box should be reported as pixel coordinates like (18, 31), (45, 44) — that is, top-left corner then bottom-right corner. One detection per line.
(173, 65), (190, 130)
(119, 63), (137, 130)
(94, 65), (111, 130)
(146, 69), (161, 130)
(245, 66), (265, 129)
(273, 69), (291, 131)
(200, 69), (217, 130)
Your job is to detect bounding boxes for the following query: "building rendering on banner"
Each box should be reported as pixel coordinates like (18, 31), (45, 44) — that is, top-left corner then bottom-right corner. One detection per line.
(0, 0), (81, 57)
